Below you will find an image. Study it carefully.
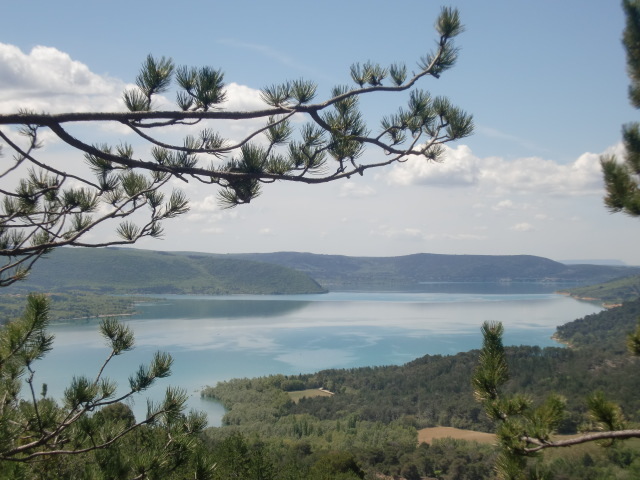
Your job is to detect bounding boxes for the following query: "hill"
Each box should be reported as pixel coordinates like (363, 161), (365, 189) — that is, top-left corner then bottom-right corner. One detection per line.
(559, 274), (640, 305)
(5, 248), (326, 295)
(555, 297), (640, 353)
(221, 252), (640, 289)
(10, 248), (640, 296)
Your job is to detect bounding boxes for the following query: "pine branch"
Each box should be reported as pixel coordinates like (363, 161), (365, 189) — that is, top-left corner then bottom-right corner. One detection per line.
(522, 429), (640, 453)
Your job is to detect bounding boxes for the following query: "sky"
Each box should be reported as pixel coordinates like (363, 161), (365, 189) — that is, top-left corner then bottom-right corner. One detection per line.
(1, 0), (639, 264)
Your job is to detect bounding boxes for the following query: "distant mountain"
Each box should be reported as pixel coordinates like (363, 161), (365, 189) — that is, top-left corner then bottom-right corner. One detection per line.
(6, 248), (326, 295)
(9, 249), (640, 295)
(560, 259), (629, 266)
(220, 252), (640, 289)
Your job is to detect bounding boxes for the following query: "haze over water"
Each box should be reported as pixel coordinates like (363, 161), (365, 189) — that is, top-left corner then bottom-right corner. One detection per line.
(37, 285), (603, 426)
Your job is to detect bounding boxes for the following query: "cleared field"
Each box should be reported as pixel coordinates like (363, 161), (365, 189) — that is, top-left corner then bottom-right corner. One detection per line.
(287, 389), (334, 403)
(418, 427), (496, 444)
(418, 427), (619, 448)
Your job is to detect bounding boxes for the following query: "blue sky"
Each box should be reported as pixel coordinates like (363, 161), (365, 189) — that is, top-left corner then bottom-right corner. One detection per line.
(2, 0), (639, 264)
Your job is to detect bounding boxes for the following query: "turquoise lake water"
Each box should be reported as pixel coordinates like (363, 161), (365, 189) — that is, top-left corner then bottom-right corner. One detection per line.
(35, 286), (603, 426)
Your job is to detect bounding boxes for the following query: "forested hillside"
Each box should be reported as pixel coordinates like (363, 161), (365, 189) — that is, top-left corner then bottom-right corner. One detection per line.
(555, 297), (640, 353)
(0, 291), (144, 323)
(4, 248), (326, 295)
(560, 274), (640, 305)
(224, 251), (640, 288)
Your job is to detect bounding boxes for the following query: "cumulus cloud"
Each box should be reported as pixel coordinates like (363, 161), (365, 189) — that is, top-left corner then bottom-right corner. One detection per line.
(0, 43), (268, 117)
(388, 145), (480, 187)
(480, 152), (603, 196)
(188, 195), (221, 214)
(0, 42), (283, 166)
(223, 82), (269, 111)
(0, 43), (126, 113)
(186, 194), (238, 226)
(387, 143), (608, 197)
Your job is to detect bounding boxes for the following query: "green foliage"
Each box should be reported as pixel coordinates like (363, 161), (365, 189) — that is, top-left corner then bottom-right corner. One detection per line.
(628, 320), (640, 354)
(175, 65), (227, 111)
(308, 451), (365, 479)
(0, 291), (144, 324)
(474, 320), (640, 479)
(555, 297), (640, 352)
(200, 429), (500, 480)
(602, 0), (640, 217)
(0, 294), (211, 478)
(472, 322), (509, 408)
(587, 391), (627, 436)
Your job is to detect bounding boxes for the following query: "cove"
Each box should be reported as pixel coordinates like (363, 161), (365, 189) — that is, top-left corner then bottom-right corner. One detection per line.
(35, 286), (602, 426)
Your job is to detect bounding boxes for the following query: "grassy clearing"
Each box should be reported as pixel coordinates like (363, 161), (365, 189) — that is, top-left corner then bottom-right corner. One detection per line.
(287, 389), (334, 403)
(418, 427), (496, 445)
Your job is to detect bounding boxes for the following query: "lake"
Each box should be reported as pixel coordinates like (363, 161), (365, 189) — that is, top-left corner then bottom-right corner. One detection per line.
(35, 285), (602, 426)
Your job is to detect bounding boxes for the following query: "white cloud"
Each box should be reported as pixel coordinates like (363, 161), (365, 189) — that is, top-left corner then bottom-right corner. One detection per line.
(189, 195), (221, 214)
(388, 144), (480, 187)
(491, 199), (532, 212)
(186, 194), (239, 227)
(371, 225), (486, 242)
(480, 152), (603, 196)
(223, 82), (269, 111)
(0, 43), (125, 113)
(0, 42), (282, 179)
(339, 181), (376, 198)
(511, 222), (534, 232)
(201, 226), (225, 235)
(387, 143), (607, 197)
(492, 199), (515, 210)
(0, 43), (268, 119)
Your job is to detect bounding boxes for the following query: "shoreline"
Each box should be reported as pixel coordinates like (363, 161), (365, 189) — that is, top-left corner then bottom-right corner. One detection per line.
(551, 332), (574, 349)
(556, 291), (622, 309)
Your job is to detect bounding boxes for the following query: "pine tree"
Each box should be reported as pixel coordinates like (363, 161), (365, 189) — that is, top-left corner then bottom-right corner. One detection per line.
(602, 0), (640, 216)
(473, 321), (640, 480)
